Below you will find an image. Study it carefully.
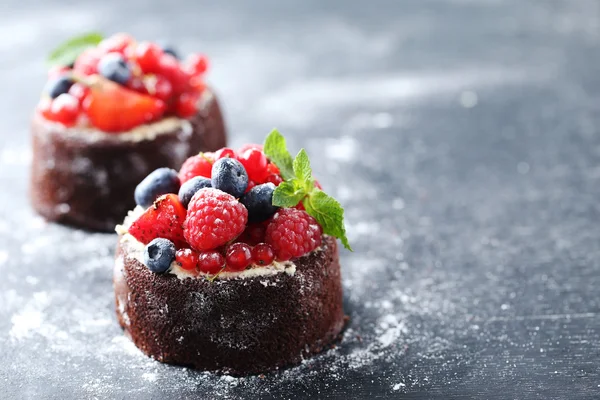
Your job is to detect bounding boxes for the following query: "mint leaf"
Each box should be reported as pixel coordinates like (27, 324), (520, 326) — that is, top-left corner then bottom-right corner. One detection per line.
(293, 149), (313, 185)
(264, 129), (294, 180)
(47, 32), (104, 67)
(304, 190), (352, 251)
(272, 180), (306, 208)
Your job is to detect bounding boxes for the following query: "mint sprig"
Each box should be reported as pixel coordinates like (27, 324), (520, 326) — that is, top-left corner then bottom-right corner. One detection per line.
(264, 129), (352, 251)
(47, 32), (104, 67)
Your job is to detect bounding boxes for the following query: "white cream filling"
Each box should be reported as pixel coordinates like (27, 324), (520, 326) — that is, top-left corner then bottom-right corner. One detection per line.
(116, 207), (299, 280)
(45, 116), (191, 143)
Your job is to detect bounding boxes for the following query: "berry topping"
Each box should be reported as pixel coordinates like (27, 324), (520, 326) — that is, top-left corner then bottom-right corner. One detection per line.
(73, 48), (102, 76)
(134, 41), (163, 73)
(238, 222), (267, 246)
(211, 158), (249, 198)
(175, 248), (199, 271)
(264, 173), (283, 186)
(186, 53), (209, 77)
(178, 153), (214, 184)
(128, 194), (187, 247)
(197, 251), (226, 274)
(215, 147), (236, 160)
(178, 176), (212, 208)
(252, 243), (275, 266)
(45, 33), (211, 132)
(45, 76), (74, 99)
(183, 188), (248, 251)
(240, 183), (279, 223)
(173, 92), (198, 118)
(98, 33), (133, 55)
(161, 44), (180, 60)
(98, 53), (132, 85)
(265, 208), (322, 261)
(134, 168), (180, 208)
(41, 93), (80, 126)
(144, 238), (176, 274)
(82, 77), (166, 132)
(238, 148), (269, 183)
(68, 83), (90, 103)
(225, 243), (253, 271)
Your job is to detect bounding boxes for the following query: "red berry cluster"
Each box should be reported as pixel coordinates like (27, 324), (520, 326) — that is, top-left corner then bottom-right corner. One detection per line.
(38, 33), (209, 132)
(128, 145), (323, 276)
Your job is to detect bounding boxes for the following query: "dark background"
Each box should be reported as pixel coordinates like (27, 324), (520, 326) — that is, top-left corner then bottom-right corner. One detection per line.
(1, 0), (600, 398)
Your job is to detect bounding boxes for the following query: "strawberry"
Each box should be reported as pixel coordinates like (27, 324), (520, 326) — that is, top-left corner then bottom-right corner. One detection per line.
(82, 76), (166, 132)
(128, 194), (187, 248)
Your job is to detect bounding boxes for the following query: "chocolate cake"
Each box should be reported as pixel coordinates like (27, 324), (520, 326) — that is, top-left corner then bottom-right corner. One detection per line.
(30, 33), (227, 231)
(113, 130), (351, 375)
(30, 89), (226, 231)
(114, 234), (344, 375)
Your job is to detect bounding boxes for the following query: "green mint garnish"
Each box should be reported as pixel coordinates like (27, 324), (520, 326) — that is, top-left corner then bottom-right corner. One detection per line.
(263, 129), (294, 180)
(47, 32), (104, 67)
(264, 129), (352, 251)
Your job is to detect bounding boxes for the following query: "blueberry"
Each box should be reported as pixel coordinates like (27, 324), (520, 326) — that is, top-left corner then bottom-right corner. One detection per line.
(178, 176), (212, 208)
(162, 45), (180, 60)
(134, 168), (180, 208)
(211, 158), (248, 198)
(144, 238), (176, 273)
(98, 53), (131, 85)
(45, 76), (74, 99)
(240, 183), (279, 223)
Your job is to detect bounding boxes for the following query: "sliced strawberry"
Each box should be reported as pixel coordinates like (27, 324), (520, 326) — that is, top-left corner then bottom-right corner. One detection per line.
(82, 77), (166, 132)
(128, 194), (187, 247)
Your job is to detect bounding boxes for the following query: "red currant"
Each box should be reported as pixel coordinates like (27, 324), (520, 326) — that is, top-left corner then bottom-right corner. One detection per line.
(264, 174), (283, 186)
(238, 149), (268, 182)
(267, 163), (280, 175)
(134, 42), (163, 73)
(197, 251), (225, 274)
(186, 53), (209, 76)
(225, 243), (253, 271)
(175, 248), (199, 271)
(252, 243), (275, 266)
(174, 92), (198, 118)
(68, 83), (90, 104)
(48, 93), (79, 126)
(215, 148), (236, 159)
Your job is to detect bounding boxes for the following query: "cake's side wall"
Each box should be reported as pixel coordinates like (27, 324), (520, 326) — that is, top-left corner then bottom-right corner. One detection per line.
(29, 90), (227, 232)
(113, 236), (345, 376)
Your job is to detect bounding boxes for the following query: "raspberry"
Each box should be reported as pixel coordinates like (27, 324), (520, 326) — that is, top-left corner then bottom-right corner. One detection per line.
(265, 208), (322, 261)
(175, 248), (199, 271)
(226, 243), (252, 271)
(252, 243), (275, 266)
(128, 194), (187, 248)
(178, 153), (215, 183)
(68, 83), (90, 104)
(184, 188), (248, 251)
(98, 33), (134, 55)
(73, 48), (102, 76)
(197, 251), (225, 274)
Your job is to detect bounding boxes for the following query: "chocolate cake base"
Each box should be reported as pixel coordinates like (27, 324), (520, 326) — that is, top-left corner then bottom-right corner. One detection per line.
(114, 236), (345, 376)
(30, 89), (227, 232)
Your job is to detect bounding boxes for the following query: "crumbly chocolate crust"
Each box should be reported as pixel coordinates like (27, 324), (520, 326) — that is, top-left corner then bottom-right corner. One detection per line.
(114, 235), (345, 376)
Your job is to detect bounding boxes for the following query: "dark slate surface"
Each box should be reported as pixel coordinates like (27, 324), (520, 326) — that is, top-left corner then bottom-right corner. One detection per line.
(1, 0), (600, 398)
